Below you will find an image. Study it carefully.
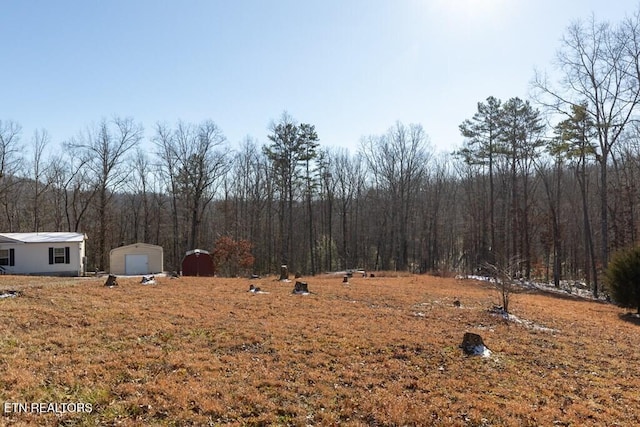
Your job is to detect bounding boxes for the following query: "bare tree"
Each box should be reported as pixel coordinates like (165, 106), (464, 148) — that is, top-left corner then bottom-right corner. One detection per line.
(329, 148), (364, 270)
(228, 138), (272, 272)
(154, 120), (229, 267)
(316, 150), (336, 272)
(483, 257), (522, 314)
(361, 122), (431, 270)
(45, 150), (92, 233)
(532, 12), (640, 271)
(179, 120), (229, 251)
(0, 120), (24, 230)
(535, 156), (564, 288)
(123, 149), (153, 243)
(29, 129), (50, 232)
(153, 122), (181, 268)
(610, 132), (640, 247)
(419, 155), (457, 273)
(66, 117), (143, 269)
(0, 120), (23, 179)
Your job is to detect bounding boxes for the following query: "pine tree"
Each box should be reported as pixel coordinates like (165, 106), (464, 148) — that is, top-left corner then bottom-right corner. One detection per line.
(457, 96), (503, 262)
(263, 113), (319, 273)
(551, 104), (599, 297)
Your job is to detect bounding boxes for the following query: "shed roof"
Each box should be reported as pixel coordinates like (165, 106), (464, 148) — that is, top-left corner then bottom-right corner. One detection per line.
(111, 242), (162, 251)
(0, 232), (86, 244)
(185, 249), (211, 257)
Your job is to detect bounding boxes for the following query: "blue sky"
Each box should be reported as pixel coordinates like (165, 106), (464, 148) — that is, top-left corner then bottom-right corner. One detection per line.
(1, 0), (636, 155)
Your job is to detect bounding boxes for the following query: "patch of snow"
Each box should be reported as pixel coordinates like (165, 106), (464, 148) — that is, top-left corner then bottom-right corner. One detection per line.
(463, 275), (605, 302)
(489, 306), (558, 333)
(0, 290), (20, 299)
(524, 279), (603, 300)
(480, 346), (492, 358)
(465, 274), (498, 284)
(467, 344), (492, 357)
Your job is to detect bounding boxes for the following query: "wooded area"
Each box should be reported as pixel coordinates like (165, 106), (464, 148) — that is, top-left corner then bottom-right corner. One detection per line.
(3, 10), (640, 295)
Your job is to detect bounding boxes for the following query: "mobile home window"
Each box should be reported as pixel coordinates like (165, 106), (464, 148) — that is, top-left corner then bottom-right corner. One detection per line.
(0, 249), (15, 266)
(54, 248), (65, 263)
(49, 247), (70, 264)
(0, 249), (8, 266)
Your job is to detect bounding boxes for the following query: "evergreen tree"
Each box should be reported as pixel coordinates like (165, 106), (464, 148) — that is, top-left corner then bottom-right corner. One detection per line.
(457, 96), (503, 261)
(606, 246), (640, 314)
(498, 97), (545, 278)
(263, 113), (319, 273)
(551, 104), (599, 296)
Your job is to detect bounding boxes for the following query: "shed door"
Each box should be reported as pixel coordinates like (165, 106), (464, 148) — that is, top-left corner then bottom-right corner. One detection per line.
(125, 254), (149, 275)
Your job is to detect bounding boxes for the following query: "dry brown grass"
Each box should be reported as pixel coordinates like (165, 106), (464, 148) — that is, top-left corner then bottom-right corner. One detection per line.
(0, 273), (638, 426)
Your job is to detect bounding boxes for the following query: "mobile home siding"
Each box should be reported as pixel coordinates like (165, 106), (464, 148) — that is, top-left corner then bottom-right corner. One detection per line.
(0, 238), (85, 276)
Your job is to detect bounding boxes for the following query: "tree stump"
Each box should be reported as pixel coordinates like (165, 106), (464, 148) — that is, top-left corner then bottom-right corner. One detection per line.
(140, 275), (155, 284)
(293, 281), (309, 294)
(279, 265), (289, 281)
(460, 332), (488, 356)
(0, 290), (21, 298)
(104, 274), (118, 287)
(342, 275), (349, 284)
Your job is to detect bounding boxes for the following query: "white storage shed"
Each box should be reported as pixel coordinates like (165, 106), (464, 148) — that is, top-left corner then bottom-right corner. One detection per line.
(109, 243), (163, 275)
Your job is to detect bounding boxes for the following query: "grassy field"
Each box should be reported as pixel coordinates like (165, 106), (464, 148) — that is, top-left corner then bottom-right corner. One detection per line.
(0, 273), (638, 426)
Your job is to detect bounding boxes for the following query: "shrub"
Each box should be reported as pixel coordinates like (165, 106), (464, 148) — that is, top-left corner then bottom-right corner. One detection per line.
(482, 257), (521, 314)
(606, 247), (640, 314)
(212, 236), (255, 277)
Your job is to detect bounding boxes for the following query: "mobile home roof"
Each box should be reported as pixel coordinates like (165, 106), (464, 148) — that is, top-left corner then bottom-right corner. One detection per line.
(0, 232), (86, 244)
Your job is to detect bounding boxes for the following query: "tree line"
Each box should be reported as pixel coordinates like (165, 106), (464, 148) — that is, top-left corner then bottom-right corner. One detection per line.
(2, 8), (640, 294)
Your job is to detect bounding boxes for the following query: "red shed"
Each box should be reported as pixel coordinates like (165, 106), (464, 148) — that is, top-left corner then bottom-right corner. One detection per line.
(181, 249), (215, 276)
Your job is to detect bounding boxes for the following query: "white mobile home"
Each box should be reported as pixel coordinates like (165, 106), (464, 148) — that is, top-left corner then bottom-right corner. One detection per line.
(0, 232), (87, 276)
